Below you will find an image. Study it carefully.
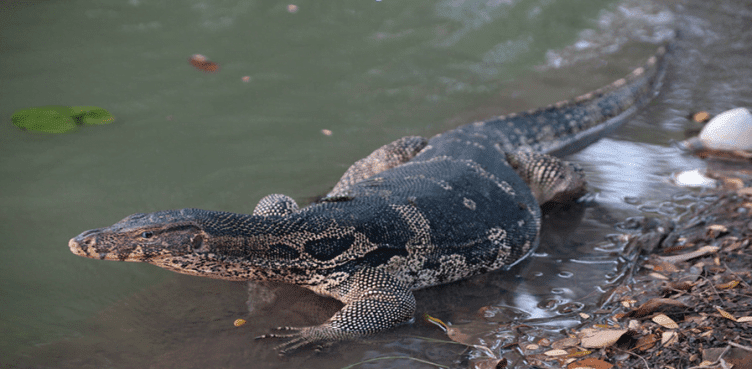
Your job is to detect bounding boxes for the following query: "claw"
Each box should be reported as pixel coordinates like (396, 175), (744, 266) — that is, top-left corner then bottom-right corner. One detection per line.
(256, 324), (341, 354)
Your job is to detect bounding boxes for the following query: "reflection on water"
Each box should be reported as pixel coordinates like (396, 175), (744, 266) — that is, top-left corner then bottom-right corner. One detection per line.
(2, 0), (752, 367)
(572, 138), (707, 206)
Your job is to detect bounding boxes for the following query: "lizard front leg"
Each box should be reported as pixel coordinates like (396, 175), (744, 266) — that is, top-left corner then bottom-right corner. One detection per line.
(257, 267), (416, 354)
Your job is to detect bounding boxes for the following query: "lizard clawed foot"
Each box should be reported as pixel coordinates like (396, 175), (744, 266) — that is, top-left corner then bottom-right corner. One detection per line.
(255, 325), (338, 355)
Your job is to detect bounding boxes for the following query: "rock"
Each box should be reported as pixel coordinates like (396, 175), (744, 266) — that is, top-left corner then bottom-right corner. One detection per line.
(682, 107), (752, 152)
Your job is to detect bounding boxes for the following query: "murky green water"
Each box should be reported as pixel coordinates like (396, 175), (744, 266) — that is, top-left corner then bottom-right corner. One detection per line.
(2, 0), (750, 367)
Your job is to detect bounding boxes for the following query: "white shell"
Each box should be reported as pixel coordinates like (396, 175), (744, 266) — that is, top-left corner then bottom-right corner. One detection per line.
(699, 107), (752, 151)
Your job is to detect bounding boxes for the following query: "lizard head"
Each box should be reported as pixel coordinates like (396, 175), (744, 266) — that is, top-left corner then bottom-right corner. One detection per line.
(69, 209), (206, 263)
(69, 208), (312, 281)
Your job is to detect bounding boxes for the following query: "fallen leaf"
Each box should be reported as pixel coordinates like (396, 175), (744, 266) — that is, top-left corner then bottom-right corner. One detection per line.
(716, 280), (740, 289)
(738, 187), (752, 196)
(567, 357), (614, 369)
(715, 306), (737, 321)
(634, 333), (658, 351)
(551, 336), (580, 350)
(693, 111), (710, 122)
(565, 350), (592, 358)
(578, 328), (628, 348)
(652, 314), (679, 329)
(423, 313), (496, 358)
(544, 349), (568, 357)
(658, 246), (719, 264)
(661, 331), (678, 345)
(628, 298), (688, 318)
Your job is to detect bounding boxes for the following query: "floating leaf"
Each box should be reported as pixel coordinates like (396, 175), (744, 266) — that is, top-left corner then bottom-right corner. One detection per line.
(189, 54), (219, 72)
(233, 318), (246, 327)
(70, 106), (115, 125)
(693, 111), (710, 123)
(11, 106), (77, 133)
(12, 105), (115, 133)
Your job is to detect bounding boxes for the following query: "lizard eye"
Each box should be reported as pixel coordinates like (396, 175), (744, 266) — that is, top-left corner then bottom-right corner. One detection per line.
(141, 231), (154, 239)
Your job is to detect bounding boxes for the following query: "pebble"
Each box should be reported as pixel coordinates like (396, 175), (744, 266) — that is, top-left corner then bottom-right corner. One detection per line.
(672, 169), (717, 188)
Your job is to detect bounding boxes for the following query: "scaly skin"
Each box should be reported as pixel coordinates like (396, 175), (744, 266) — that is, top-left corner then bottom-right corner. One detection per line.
(69, 45), (668, 353)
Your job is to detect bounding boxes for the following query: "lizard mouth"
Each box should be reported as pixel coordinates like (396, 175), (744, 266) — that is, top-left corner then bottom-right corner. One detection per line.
(69, 229), (104, 259)
(68, 228), (134, 261)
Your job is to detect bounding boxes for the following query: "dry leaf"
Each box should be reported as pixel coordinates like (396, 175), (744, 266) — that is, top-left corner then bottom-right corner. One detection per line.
(658, 246), (720, 264)
(565, 350), (592, 358)
(634, 333), (658, 351)
(470, 357), (507, 369)
(567, 357), (614, 369)
(649, 272), (669, 280)
(738, 187), (752, 196)
(551, 336), (580, 350)
(714, 306), (737, 321)
(661, 331), (678, 345)
(652, 314), (679, 329)
(578, 328), (628, 348)
(544, 349), (568, 357)
(423, 314), (496, 358)
(628, 298), (688, 318)
(737, 316), (752, 323)
(693, 111), (710, 122)
(716, 280), (740, 289)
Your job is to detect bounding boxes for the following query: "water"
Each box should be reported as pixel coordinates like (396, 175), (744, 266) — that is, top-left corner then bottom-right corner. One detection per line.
(2, 0), (750, 367)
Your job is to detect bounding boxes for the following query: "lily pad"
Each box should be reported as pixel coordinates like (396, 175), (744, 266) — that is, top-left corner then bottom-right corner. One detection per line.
(12, 105), (115, 133)
(12, 106), (77, 133)
(70, 106), (115, 125)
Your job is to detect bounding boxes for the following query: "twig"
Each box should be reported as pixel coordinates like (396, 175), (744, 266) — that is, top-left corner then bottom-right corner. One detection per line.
(727, 341), (752, 352)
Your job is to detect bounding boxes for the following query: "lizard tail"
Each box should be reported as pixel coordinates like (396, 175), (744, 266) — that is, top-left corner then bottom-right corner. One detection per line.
(470, 44), (670, 157)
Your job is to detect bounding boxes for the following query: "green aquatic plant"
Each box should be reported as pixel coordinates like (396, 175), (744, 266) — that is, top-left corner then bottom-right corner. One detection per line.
(69, 106), (116, 125)
(12, 105), (115, 133)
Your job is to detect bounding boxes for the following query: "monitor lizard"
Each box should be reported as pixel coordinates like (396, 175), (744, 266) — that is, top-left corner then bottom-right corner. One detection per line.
(69, 44), (668, 354)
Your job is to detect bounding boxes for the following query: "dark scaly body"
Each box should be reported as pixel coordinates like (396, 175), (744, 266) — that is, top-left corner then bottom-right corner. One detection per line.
(69, 45), (668, 352)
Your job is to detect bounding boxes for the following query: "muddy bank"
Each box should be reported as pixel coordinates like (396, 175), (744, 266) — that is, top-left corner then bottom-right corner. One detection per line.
(511, 166), (752, 369)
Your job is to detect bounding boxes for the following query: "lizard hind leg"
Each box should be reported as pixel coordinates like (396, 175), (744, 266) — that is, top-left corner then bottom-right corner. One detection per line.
(505, 151), (587, 206)
(325, 136), (428, 199)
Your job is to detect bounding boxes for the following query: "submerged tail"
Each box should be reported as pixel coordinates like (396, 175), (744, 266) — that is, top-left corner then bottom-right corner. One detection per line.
(465, 44), (669, 157)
